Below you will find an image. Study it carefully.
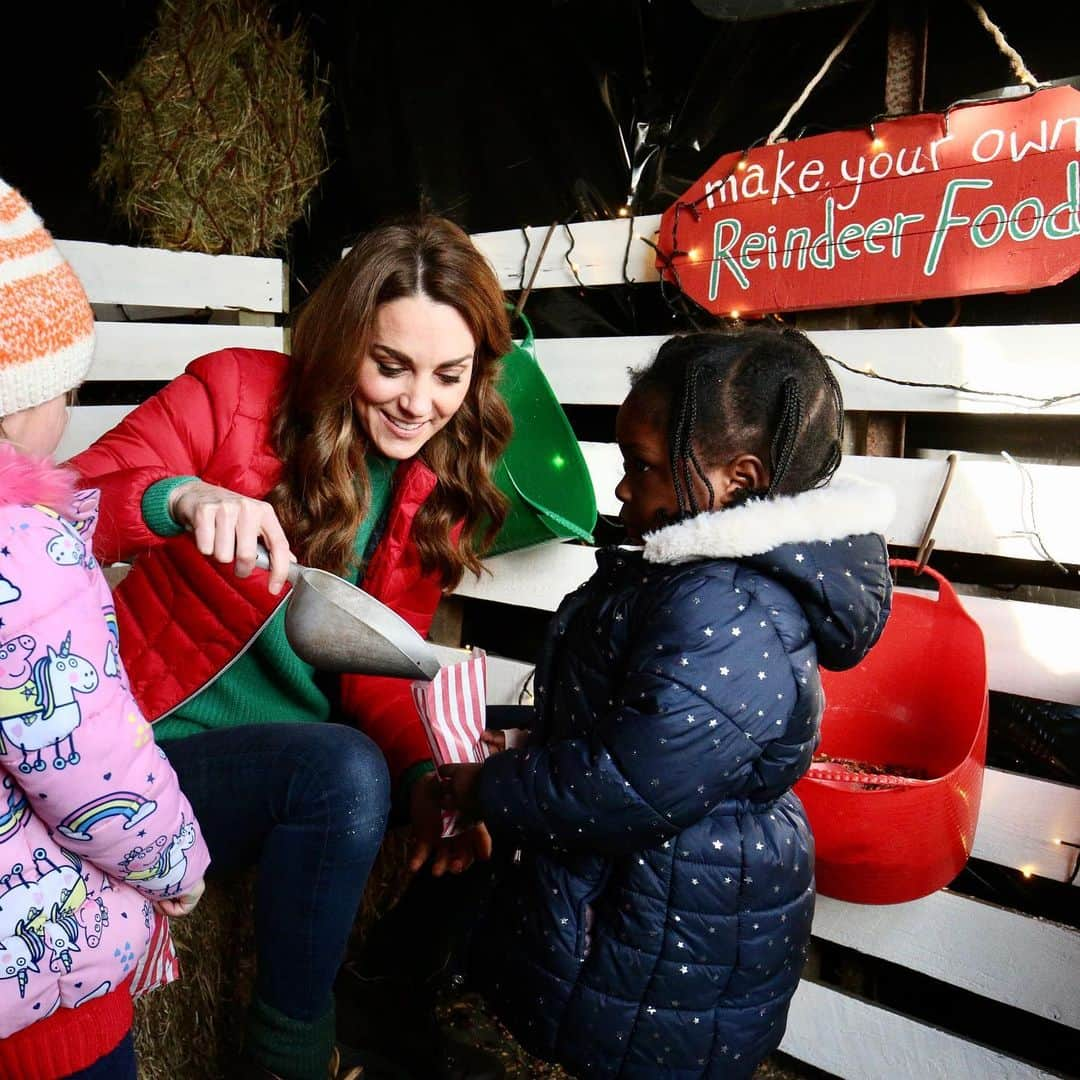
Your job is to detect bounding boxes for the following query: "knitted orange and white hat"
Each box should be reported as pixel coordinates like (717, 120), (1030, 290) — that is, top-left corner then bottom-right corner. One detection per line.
(0, 179), (95, 417)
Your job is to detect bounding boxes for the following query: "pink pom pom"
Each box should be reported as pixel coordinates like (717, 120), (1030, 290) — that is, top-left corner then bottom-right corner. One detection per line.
(0, 442), (79, 516)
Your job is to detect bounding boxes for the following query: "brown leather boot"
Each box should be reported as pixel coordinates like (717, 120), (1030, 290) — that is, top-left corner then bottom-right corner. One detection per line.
(236, 1046), (363, 1080)
(329, 1045), (364, 1079)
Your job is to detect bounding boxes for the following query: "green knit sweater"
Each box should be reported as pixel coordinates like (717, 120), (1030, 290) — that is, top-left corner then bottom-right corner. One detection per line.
(144, 458), (397, 743)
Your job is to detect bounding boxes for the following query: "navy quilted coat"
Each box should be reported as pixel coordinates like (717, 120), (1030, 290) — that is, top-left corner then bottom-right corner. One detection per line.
(475, 477), (894, 1078)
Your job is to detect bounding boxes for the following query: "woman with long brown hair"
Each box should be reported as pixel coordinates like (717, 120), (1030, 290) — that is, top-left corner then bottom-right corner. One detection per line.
(70, 216), (512, 1080)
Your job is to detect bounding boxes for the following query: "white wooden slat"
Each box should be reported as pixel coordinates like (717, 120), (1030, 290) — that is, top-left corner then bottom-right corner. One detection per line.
(975, 770), (1080, 885)
(534, 324), (1080, 415)
(476, 649), (1078, 885)
(781, 979), (1055, 1079)
(471, 216), (662, 291)
(461, 545), (1080, 707)
(455, 542), (596, 612)
(59, 406), (133, 463)
(843, 456), (1079, 566)
(813, 891), (1080, 1027)
(429, 652), (1079, 890)
(86, 322), (285, 382)
(578, 442), (1080, 565)
(429, 646), (1077, 1047)
(431, 645), (534, 708)
(57, 240), (284, 313)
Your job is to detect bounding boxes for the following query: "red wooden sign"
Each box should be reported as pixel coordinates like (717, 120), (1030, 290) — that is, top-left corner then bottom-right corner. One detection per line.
(656, 85), (1080, 317)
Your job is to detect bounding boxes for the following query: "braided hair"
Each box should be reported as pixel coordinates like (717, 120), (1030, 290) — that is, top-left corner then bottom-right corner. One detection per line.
(629, 325), (844, 520)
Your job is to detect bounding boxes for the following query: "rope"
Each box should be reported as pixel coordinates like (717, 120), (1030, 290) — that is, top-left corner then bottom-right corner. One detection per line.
(999, 451), (1069, 573)
(884, 8), (919, 116)
(766, 0), (877, 145)
(512, 221), (558, 320)
(963, 0), (1040, 89)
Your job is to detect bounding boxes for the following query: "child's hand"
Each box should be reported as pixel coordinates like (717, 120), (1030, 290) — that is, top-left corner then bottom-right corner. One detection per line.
(407, 771), (491, 876)
(481, 728), (529, 754)
(439, 763), (484, 820)
(480, 730), (506, 753)
(155, 877), (205, 918)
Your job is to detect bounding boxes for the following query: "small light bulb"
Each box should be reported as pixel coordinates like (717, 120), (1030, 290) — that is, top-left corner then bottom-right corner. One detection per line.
(1053, 838), (1062, 845)
(688, 248), (702, 262)
(569, 261), (580, 275)
(1021, 866), (1033, 879)
(871, 137), (885, 151)
(617, 205), (630, 218)
(730, 310), (740, 319)
(552, 454), (566, 469)
(736, 157), (748, 171)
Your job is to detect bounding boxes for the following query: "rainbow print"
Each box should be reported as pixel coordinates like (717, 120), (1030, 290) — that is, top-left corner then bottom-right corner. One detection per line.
(0, 779), (29, 844)
(103, 606), (121, 679)
(57, 791), (157, 842)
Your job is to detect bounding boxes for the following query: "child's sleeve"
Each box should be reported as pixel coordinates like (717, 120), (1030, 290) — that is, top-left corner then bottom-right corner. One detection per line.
(0, 558), (210, 898)
(477, 575), (810, 855)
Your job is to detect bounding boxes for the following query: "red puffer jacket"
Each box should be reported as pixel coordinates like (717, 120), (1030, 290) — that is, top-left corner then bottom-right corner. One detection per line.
(68, 348), (442, 781)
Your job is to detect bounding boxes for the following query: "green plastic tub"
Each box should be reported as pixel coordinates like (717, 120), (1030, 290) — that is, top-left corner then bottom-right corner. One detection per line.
(488, 313), (597, 557)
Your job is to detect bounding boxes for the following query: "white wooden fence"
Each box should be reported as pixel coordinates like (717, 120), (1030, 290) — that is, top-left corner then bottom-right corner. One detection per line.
(54, 241), (285, 462)
(58, 227), (1079, 1078)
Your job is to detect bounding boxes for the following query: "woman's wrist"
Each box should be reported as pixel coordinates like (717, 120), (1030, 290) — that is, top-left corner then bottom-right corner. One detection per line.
(142, 476), (199, 537)
(166, 478), (199, 518)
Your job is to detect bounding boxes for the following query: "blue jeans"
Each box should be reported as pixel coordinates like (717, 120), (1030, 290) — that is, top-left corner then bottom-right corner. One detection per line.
(160, 722), (391, 1022)
(65, 1033), (136, 1079)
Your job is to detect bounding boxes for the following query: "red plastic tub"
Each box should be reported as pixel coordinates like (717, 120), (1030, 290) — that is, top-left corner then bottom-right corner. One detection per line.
(795, 560), (989, 904)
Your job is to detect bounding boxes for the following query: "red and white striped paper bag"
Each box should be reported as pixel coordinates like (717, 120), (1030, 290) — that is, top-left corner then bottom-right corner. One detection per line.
(130, 909), (180, 998)
(411, 649), (490, 837)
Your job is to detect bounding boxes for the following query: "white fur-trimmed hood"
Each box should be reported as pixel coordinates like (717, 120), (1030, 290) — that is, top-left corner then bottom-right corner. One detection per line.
(643, 475), (895, 565)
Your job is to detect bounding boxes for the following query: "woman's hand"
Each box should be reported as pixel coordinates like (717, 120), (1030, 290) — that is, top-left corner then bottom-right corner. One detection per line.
(154, 876), (205, 918)
(407, 770), (492, 875)
(168, 480), (293, 594)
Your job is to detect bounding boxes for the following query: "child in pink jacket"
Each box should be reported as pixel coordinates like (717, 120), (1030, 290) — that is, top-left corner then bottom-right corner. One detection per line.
(0, 179), (210, 1080)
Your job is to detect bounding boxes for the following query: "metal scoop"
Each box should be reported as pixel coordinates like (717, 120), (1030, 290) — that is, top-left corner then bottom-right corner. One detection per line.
(254, 546), (442, 680)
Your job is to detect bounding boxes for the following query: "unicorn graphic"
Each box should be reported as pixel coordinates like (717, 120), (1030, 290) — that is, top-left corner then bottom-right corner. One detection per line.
(0, 776), (30, 846)
(45, 532), (85, 567)
(0, 633), (98, 773)
(35, 501), (96, 572)
(121, 822), (197, 897)
(0, 848), (90, 998)
(0, 919), (45, 999)
(42, 903), (81, 974)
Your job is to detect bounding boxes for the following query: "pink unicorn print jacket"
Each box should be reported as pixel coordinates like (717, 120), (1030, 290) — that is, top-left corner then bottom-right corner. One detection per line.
(0, 443), (210, 1039)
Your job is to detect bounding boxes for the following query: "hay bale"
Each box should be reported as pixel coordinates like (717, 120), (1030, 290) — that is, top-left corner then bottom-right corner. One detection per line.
(96, 0), (326, 256)
(134, 872), (256, 1080)
(133, 834), (411, 1079)
(134, 836), (814, 1079)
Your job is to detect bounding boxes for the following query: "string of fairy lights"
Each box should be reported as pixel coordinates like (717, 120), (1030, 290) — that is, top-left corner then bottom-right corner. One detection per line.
(499, 7), (1079, 891)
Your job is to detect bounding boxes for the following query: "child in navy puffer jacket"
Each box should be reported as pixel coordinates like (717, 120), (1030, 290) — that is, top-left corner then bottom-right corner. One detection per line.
(441, 326), (894, 1079)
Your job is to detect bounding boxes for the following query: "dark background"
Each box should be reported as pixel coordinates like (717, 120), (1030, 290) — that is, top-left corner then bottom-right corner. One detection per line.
(4, 0), (1078, 311)
(4, 7), (1078, 1064)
